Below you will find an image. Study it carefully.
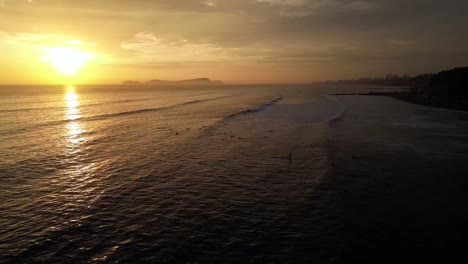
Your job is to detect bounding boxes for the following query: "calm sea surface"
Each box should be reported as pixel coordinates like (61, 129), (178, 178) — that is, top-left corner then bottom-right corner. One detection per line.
(1, 84), (467, 263)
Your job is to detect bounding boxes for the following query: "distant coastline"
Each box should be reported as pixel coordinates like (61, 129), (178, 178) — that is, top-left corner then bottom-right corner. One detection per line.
(329, 66), (468, 111)
(122, 78), (223, 86)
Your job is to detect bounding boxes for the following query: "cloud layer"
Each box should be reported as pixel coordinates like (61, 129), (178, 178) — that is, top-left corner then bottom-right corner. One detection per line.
(1, 0), (467, 83)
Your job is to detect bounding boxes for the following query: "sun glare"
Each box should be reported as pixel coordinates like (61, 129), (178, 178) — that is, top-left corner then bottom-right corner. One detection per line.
(41, 47), (92, 76)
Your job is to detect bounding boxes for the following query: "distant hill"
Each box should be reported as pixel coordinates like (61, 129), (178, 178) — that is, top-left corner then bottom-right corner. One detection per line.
(431, 67), (468, 96)
(146, 79), (170, 85)
(175, 78), (223, 85)
(323, 66), (468, 95)
(122, 78), (223, 86)
(322, 73), (434, 88)
(122, 80), (143, 85)
(329, 66), (468, 111)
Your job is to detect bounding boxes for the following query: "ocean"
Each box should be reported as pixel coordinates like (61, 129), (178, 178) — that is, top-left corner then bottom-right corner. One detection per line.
(1, 84), (467, 263)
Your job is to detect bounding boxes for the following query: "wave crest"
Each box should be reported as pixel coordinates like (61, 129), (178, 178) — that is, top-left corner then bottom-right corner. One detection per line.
(224, 96), (283, 120)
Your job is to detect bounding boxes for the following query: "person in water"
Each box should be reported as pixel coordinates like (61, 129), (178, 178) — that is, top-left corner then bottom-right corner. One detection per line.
(288, 152), (292, 161)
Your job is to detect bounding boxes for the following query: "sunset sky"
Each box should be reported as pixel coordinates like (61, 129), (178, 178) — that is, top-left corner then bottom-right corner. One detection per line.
(0, 0), (467, 84)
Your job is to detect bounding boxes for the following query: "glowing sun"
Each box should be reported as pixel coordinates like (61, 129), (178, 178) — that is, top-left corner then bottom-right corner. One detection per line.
(41, 47), (92, 76)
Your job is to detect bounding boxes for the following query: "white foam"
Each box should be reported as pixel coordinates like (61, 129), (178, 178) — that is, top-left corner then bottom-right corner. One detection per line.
(249, 94), (348, 124)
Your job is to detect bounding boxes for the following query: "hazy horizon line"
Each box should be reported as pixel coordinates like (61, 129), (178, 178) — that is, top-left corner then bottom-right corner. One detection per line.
(0, 81), (325, 86)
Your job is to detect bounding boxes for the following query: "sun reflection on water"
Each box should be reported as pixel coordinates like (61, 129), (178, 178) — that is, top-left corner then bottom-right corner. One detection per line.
(65, 86), (80, 120)
(65, 85), (85, 146)
(60, 86), (100, 218)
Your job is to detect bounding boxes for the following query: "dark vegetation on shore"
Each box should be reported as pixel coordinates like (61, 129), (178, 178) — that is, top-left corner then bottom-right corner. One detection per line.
(327, 67), (468, 111)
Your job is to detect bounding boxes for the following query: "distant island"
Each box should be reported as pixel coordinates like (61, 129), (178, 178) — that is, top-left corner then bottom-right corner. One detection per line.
(122, 78), (223, 86)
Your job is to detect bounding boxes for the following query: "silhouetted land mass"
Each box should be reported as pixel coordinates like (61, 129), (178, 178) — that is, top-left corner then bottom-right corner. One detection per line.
(324, 73), (435, 88)
(328, 67), (468, 111)
(122, 78), (223, 86)
(146, 79), (170, 85)
(122, 80), (143, 85)
(431, 67), (468, 96)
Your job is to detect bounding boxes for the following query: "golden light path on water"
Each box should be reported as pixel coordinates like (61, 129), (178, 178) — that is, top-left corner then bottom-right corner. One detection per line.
(61, 85), (100, 214)
(65, 85), (85, 146)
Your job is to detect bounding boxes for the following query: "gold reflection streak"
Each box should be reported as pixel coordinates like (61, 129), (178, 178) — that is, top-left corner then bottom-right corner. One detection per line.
(60, 86), (99, 216)
(65, 85), (85, 146)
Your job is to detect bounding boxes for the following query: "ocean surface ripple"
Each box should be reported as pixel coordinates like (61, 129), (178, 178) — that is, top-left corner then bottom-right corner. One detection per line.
(1, 84), (467, 263)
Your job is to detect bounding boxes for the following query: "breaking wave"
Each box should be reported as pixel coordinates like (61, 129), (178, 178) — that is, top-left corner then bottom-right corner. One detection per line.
(224, 96), (283, 120)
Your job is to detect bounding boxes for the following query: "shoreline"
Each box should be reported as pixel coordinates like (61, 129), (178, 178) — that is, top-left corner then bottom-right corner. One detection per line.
(331, 91), (468, 112)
